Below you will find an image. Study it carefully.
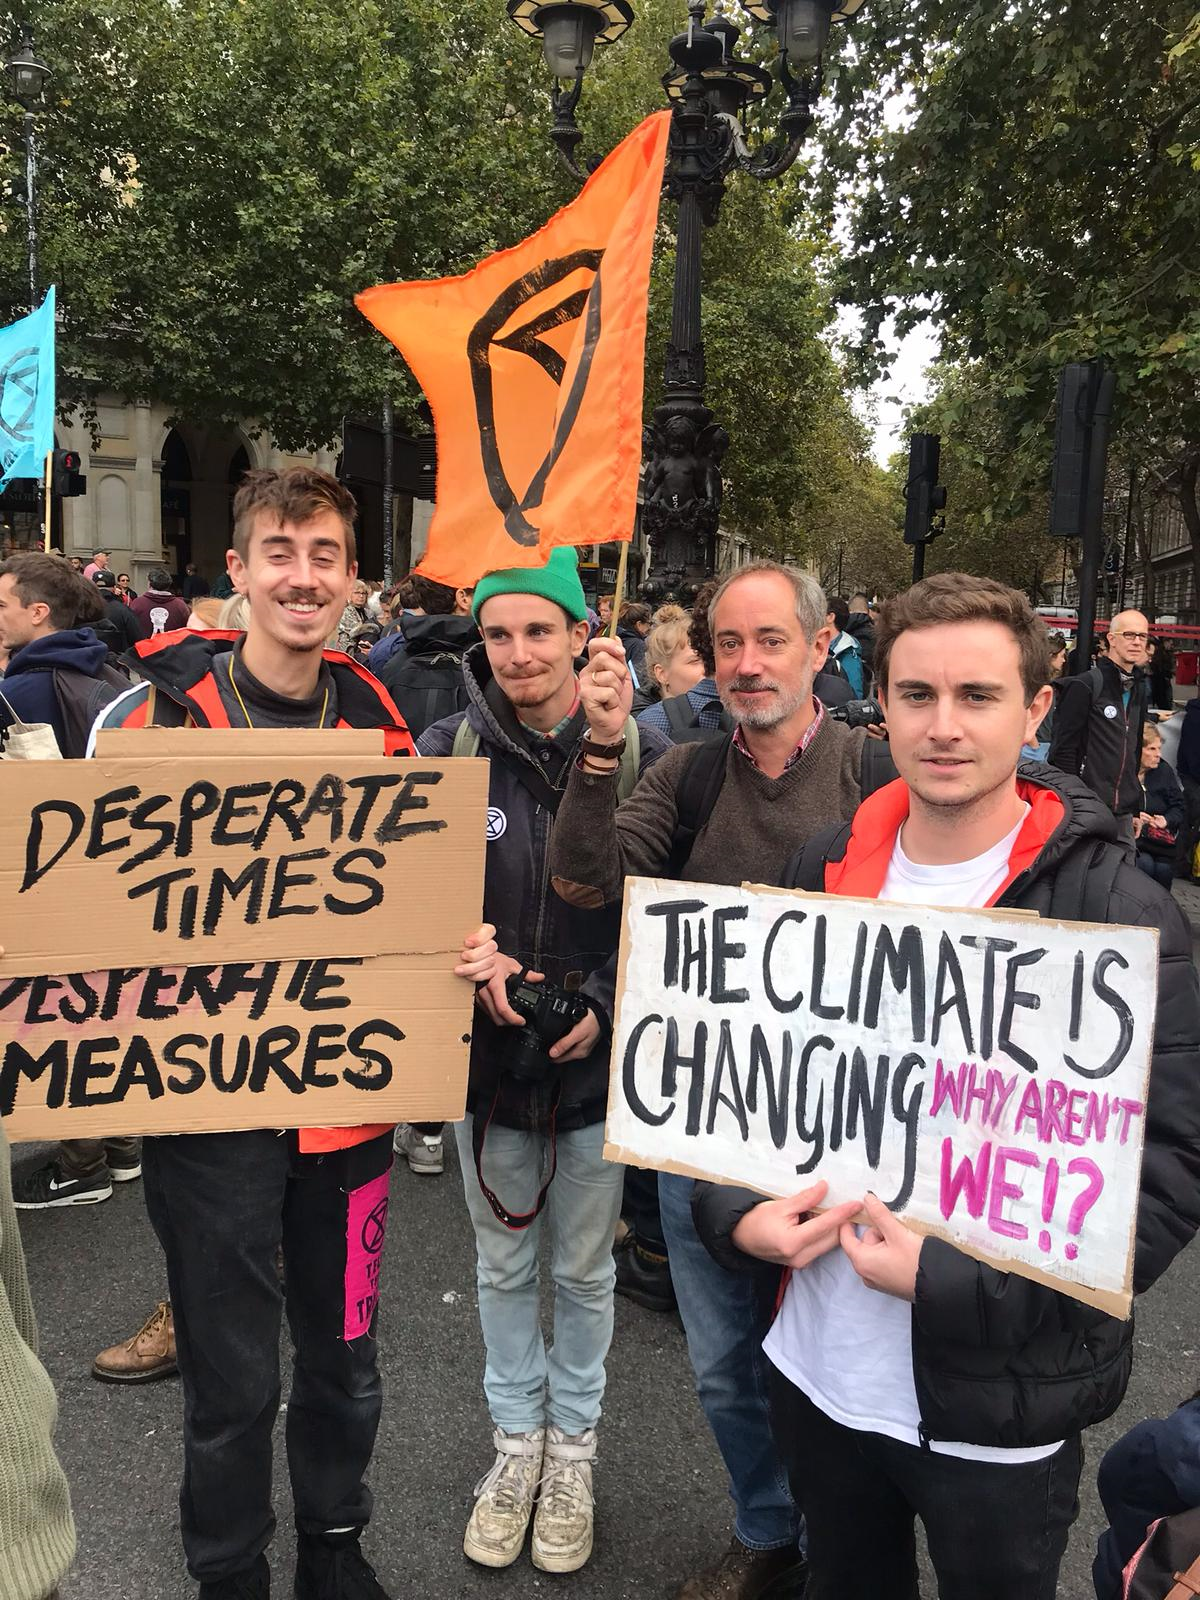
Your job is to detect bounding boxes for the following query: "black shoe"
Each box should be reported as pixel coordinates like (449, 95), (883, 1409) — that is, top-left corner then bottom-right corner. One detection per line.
(614, 1232), (676, 1313)
(295, 1531), (391, 1600)
(13, 1159), (112, 1209)
(106, 1145), (142, 1183)
(200, 1554), (270, 1600)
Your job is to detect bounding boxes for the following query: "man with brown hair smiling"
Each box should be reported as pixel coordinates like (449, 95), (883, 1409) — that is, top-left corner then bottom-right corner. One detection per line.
(93, 466), (497, 1600)
(697, 573), (1200, 1599)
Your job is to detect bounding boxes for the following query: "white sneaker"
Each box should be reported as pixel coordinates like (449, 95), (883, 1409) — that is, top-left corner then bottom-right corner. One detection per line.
(463, 1427), (545, 1568)
(532, 1425), (596, 1573)
(393, 1124), (444, 1175)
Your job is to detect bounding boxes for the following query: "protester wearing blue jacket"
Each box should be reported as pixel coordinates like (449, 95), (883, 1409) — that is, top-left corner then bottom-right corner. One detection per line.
(1094, 1398), (1200, 1599)
(0, 552), (121, 756)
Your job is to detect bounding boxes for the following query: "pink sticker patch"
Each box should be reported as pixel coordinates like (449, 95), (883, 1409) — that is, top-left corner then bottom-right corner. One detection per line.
(343, 1167), (392, 1341)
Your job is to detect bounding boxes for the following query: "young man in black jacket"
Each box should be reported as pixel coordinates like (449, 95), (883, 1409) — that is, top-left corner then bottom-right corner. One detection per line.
(1049, 608), (1151, 835)
(418, 549), (669, 1576)
(695, 575), (1200, 1600)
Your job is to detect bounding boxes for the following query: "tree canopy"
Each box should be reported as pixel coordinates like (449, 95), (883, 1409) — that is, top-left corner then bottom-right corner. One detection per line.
(807, 0), (1200, 608)
(0, 0), (892, 570)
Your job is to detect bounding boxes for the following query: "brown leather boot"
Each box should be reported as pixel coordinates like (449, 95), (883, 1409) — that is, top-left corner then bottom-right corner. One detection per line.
(675, 1537), (806, 1600)
(91, 1301), (177, 1384)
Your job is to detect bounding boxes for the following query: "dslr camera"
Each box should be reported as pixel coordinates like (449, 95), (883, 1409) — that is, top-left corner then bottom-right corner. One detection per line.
(828, 697), (886, 730)
(503, 975), (590, 1082)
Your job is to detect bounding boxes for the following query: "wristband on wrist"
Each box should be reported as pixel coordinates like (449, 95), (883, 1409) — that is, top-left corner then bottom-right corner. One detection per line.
(580, 753), (620, 775)
(580, 733), (627, 760)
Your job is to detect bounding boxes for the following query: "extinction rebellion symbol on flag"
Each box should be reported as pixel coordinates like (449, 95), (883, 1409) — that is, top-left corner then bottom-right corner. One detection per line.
(468, 250), (604, 547)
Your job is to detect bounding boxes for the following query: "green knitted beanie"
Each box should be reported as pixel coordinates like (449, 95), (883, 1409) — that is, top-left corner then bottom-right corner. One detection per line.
(471, 546), (589, 625)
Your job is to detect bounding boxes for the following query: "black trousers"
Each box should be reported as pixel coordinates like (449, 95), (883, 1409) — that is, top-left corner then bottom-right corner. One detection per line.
(769, 1370), (1082, 1600)
(142, 1129), (393, 1583)
(621, 1165), (667, 1253)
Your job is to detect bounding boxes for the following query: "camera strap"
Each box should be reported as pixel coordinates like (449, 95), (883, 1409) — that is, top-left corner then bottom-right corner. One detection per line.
(472, 1078), (563, 1231)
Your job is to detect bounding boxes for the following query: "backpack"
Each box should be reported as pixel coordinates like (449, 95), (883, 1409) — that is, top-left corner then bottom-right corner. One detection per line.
(665, 731), (899, 878)
(381, 648), (470, 741)
(52, 663), (132, 758)
(1121, 1506), (1200, 1598)
(661, 690), (734, 744)
(451, 714), (642, 808)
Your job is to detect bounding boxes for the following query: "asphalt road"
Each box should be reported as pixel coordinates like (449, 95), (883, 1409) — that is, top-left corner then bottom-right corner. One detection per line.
(19, 886), (1200, 1600)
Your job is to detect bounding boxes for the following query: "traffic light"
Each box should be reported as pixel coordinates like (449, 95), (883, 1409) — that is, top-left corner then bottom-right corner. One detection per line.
(51, 449), (86, 497)
(903, 433), (947, 544)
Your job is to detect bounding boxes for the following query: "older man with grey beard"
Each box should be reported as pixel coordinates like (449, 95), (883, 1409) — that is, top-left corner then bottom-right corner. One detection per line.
(548, 561), (868, 1600)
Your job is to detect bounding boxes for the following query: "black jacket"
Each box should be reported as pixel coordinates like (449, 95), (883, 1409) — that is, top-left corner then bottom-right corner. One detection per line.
(94, 593), (150, 656)
(1179, 698), (1200, 784)
(814, 667), (854, 708)
(617, 625), (648, 682)
(843, 611), (876, 682)
(376, 613), (479, 740)
(1049, 659), (1149, 817)
(418, 643), (671, 1130)
(694, 764), (1200, 1450)
(1138, 759), (1185, 859)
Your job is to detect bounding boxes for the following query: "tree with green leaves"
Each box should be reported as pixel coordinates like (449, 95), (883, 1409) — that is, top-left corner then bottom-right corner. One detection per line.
(1, 0), (874, 571)
(808, 0), (1200, 611)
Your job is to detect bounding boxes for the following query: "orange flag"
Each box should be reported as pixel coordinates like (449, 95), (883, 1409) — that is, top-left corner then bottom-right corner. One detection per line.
(356, 112), (671, 588)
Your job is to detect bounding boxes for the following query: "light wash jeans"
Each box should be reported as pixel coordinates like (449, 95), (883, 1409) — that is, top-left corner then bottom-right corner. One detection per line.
(454, 1116), (624, 1436)
(659, 1171), (801, 1553)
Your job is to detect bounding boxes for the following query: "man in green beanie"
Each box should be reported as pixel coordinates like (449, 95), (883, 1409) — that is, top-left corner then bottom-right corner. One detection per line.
(418, 547), (670, 1576)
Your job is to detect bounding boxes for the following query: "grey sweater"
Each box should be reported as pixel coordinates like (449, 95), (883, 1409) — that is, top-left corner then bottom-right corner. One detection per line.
(550, 716), (866, 905)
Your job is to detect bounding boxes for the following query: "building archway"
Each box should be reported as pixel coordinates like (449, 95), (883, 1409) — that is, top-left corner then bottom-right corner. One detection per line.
(160, 428), (194, 580)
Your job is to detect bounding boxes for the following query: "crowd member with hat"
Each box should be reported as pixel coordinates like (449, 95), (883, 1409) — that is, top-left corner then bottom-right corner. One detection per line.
(418, 548), (670, 1576)
(91, 567), (149, 655)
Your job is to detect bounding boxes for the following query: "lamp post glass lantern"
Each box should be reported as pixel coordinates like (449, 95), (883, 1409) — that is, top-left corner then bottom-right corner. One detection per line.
(506, 0), (864, 600)
(6, 26), (50, 312)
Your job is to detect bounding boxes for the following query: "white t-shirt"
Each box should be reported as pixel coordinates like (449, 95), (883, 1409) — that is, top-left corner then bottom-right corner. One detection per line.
(764, 805), (1063, 1464)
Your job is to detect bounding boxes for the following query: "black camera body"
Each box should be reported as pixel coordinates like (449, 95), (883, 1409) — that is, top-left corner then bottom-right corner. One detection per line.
(503, 976), (590, 1082)
(828, 697), (886, 730)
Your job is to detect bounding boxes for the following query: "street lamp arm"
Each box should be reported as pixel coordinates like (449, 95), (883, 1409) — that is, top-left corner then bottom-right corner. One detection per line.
(713, 109), (811, 180)
(549, 77), (599, 182)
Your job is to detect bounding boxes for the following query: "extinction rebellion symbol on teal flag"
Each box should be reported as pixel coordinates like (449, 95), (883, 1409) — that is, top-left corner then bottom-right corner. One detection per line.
(0, 286), (55, 492)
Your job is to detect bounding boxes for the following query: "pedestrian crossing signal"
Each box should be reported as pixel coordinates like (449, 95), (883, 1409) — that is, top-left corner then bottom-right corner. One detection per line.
(51, 447), (86, 497)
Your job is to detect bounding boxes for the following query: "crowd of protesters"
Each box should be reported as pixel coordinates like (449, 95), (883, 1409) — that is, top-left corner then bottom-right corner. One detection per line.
(0, 467), (1198, 1600)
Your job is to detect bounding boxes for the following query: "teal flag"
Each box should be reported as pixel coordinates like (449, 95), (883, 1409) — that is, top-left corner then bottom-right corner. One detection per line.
(0, 287), (55, 492)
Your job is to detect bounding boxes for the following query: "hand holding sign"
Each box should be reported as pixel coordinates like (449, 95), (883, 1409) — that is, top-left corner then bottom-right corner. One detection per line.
(455, 923), (500, 983)
(839, 1194), (923, 1303)
(731, 1181), (860, 1271)
(581, 636), (633, 743)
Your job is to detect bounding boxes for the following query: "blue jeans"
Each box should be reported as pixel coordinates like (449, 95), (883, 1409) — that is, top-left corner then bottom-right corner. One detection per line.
(659, 1171), (800, 1552)
(454, 1116), (624, 1436)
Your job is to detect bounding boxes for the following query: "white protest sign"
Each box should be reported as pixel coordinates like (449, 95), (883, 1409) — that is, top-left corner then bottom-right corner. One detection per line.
(604, 877), (1159, 1317)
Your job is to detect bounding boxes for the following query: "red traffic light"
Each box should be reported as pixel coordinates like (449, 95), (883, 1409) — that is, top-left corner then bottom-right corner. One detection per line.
(54, 449), (81, 472)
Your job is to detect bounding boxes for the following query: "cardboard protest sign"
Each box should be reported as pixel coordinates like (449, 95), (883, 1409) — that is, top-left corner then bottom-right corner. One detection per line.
(0, 739), (488, 1140)
(605, 877), (1159, 1317)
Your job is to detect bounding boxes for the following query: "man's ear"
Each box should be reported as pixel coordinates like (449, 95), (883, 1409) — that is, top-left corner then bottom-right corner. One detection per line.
(1025, 682), (1054, 740)
(227, 546), (248, 597)
(811, 622), (834, 667)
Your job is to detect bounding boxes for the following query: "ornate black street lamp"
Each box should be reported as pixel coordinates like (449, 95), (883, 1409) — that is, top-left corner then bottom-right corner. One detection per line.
(6, 26), (51, 313)
(507, 0), (864, 599)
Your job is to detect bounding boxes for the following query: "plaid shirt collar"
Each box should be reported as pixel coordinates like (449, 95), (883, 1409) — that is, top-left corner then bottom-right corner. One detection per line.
(518, 685), (581, 744)
(732, 696), (825, 773)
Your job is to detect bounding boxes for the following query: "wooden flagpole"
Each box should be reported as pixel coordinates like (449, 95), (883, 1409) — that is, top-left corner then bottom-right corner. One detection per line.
(605, 541), (630, 639)
(42, 449), (52, 552)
